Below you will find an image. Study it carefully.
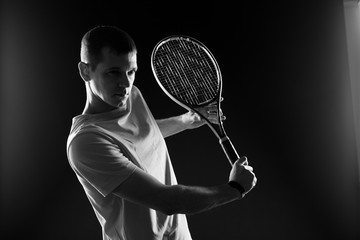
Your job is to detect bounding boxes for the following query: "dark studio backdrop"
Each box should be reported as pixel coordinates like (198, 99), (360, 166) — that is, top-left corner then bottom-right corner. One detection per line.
(1, 0), (359, 239)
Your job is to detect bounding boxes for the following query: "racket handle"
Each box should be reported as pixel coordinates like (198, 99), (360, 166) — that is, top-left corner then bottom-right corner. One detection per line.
(219, 137), (240, 165)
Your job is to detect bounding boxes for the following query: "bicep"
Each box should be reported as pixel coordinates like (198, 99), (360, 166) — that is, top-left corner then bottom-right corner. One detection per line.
(112, 168), (180, 215)
(68, 132), (137, 197)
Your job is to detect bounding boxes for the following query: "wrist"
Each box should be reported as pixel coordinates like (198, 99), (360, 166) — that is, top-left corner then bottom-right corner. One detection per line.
(228, 181), (245, 199)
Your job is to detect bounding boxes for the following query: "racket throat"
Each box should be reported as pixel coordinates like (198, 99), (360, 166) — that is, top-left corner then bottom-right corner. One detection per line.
(219, 136), (240, 165)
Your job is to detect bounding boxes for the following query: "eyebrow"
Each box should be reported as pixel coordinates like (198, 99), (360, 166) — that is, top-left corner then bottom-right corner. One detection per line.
(106, 67), (121, 70)
(106, 66), (138, 71)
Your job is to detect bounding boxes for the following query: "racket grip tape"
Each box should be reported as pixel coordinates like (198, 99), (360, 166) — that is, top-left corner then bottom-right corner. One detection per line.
(219, 136), (240, 165)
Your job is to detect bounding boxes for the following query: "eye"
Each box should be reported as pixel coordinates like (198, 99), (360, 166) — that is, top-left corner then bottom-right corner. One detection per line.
(106, 70), (120, 76)
(128, 69), (137, 76)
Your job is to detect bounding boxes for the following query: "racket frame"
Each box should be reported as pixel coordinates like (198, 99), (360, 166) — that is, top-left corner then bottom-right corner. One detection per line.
(151, 35), (240, 165)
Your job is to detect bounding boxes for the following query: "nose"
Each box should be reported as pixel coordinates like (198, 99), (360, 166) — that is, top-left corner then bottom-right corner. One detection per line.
(118, 74), (130, 88)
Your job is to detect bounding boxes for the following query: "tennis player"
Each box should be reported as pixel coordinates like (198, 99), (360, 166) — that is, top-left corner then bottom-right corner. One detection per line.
(66, 25), (257, 240)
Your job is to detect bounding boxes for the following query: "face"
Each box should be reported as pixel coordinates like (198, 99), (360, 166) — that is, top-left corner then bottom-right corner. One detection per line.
(88, 47), (137, 112)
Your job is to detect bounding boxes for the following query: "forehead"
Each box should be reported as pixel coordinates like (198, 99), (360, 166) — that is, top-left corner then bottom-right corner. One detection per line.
(98, 47), (137, 70)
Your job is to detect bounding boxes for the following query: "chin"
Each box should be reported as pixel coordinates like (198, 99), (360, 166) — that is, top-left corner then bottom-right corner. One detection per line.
(109, 96), (128, 109)
(116, 99), (128, 108)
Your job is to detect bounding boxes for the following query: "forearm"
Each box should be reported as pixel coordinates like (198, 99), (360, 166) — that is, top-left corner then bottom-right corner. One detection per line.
(162, 183), (241, 215)
(112, 163), (247, 216)
(156, 115), (187, 138)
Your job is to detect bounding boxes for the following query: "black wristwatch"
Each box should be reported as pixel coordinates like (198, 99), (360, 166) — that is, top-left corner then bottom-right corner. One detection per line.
(228, 181), (245, 197)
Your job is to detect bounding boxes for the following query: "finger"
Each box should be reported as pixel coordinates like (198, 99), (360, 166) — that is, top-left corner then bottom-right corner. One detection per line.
(193, 112), (201, 120)
(207, 107), (218, 113)
(234, 157), (246, 166)
(244, 165), (253, 171)
(239, 156), (248, 165)
(253, 176), (258, 185)
(207, 109), (224, 117)
(208, 114), (225, 124)
(207, 110), (218, 115)
(207, 118), (219, 124)
(188, 110), (196, 116)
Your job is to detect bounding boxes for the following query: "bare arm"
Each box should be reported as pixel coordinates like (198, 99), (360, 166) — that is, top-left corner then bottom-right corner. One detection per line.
(156, 112), (204, 138)
(112, 167), (241, 215)
(112, 157), (256, 216)
(156, 106), (223, 138)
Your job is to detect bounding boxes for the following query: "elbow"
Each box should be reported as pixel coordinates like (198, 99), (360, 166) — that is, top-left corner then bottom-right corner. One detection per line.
(158, 200), (184, 216)
(160, 208), (176, 216)
(156, 186), (186, 216)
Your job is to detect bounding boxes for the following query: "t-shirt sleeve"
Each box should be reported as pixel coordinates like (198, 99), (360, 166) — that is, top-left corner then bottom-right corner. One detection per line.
(68, 131), (137, 197)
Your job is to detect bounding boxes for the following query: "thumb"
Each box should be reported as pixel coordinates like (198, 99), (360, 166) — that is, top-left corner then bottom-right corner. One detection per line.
(238, 156), (248, 165)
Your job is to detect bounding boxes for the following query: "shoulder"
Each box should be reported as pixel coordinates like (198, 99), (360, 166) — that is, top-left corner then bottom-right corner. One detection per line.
(67, 120), (111, 155)
(69, 130), (110, 153)
(67, 129), (122, 170)
(130, 85), (149, 107)
(131, 85), (142, 98)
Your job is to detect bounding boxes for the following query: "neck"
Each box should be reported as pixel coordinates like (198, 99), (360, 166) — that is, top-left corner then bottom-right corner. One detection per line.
(82, 84), (116, 115)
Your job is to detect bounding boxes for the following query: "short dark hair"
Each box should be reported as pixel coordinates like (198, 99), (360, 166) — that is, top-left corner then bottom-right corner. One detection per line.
(80, 25), (137, 71)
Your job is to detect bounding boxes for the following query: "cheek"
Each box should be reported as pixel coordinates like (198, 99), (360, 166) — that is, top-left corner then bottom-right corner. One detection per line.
(91, 80), (111, 99)
(96, 76), (114, 92)
(92, 81), (104, 94)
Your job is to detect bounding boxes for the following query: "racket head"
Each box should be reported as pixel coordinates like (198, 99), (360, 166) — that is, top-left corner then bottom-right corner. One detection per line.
(151, 35), (223, 109)
(151, 36), (240, 164)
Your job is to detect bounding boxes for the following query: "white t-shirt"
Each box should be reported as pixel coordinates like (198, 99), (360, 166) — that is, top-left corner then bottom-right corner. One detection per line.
(67, 86), (192, 240)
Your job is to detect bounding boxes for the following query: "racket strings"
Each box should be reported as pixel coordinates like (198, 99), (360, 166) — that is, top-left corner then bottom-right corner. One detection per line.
(153, 38), (220, 105)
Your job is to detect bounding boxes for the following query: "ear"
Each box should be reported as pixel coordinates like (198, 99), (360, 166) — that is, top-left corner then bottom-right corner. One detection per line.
(78, 61), (91, 82)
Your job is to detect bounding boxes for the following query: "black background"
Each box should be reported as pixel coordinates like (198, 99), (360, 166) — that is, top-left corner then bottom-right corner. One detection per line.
(1, 0), (359, 239)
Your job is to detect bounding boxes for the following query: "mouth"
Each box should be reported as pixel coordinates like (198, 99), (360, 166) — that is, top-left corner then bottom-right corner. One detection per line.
(114, 92), (128, 99)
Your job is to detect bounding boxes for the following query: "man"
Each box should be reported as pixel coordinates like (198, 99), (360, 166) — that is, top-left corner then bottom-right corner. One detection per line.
(67, 25), (257, 240)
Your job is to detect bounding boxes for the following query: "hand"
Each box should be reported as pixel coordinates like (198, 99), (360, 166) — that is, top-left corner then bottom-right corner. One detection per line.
(182, 103), (226, 130)
(181, 111), (206, 129)
(229, 156), (257, 197)
(196, 103), (226, 125)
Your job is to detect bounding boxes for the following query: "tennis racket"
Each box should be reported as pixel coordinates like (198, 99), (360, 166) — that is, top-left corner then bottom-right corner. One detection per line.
(151, 35), (240, 166)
